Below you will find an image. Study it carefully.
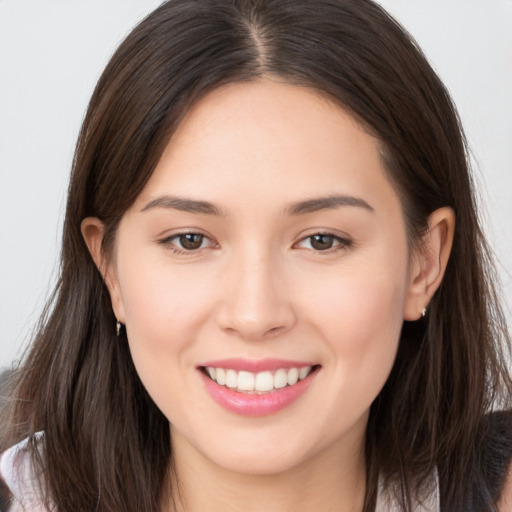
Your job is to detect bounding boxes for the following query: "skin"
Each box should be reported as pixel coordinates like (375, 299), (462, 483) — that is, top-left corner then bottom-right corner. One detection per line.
(83, 80), (455, 511)
(499, 467), (512, 511)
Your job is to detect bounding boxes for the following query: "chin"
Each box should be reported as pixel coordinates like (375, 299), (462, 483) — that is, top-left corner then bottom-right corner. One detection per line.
(209, 446), (310, 477)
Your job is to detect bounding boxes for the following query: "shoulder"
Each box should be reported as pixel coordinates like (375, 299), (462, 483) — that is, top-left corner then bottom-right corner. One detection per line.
(498, 467), (512, 512)
(0, 433), (48, 512)
(478, 410), (512, 509)
(441, 410), (512, 510)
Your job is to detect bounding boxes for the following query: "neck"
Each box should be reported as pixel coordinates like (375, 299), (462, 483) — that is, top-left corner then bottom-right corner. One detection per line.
(166, 429), (367, 512)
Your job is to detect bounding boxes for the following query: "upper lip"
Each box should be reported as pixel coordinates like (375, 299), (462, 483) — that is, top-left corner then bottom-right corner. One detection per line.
(198, 358), (318, 373)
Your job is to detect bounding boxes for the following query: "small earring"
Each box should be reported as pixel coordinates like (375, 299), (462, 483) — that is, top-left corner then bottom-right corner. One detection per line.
(421, 308), (427, 318)
(116, 320), (122, 337)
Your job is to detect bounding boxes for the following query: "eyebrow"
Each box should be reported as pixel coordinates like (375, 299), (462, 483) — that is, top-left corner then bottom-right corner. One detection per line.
(286, 195), (374, 215)
(140, 194), (374, 216)
(141, 196), (222, 215)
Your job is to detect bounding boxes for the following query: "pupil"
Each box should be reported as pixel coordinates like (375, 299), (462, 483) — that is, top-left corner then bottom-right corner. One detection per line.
(180, 234), (203, 250)
(311, 234), (334, 250)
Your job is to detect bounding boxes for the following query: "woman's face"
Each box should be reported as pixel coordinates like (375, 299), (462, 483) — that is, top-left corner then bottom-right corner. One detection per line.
(102, 80), (420, 475)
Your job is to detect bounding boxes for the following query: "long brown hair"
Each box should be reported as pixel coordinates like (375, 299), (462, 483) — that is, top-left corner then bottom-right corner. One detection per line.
(3, 1), (511, 510)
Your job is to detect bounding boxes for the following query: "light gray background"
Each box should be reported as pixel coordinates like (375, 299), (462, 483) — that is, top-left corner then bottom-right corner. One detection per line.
(1, 1), (511, 368)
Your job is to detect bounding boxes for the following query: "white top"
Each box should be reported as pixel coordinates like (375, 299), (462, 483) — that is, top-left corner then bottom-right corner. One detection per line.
(1, 434), (440, 511)
(0, 433), (50, 512)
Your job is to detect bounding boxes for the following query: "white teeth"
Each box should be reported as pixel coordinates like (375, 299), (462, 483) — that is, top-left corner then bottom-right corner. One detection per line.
(255, 371), (274, 392)
(299, 366), (312, 380)
(238, 371), (255, 391)
(216, 368), (226, 385)
(204, 365), (315, 393)
(226, 369), (238, 388)
(274, 369), (288, 389)
(287, 367), (299, 385)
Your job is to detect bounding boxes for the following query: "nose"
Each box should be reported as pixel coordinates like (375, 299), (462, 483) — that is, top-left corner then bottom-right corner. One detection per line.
(216, 247), (296, 340)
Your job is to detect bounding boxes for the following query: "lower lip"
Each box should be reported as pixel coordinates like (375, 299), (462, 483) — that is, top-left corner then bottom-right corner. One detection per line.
(200, 369), (317, 416)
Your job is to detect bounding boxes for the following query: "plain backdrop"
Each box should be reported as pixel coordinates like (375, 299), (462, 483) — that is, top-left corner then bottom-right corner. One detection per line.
(0, 0), (511, 368)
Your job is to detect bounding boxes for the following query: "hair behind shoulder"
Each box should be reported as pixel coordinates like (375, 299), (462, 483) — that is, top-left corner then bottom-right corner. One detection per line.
(2, 1), (511, 511)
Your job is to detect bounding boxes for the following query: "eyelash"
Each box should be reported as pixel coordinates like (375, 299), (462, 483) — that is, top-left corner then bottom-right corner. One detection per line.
(294, 233), (353, 254)
(158, 232), (353, 255)
(159, 233), (216, 255)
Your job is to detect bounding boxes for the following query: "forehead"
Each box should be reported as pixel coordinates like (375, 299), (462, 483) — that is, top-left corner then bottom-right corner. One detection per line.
(133, 80), (402, 221)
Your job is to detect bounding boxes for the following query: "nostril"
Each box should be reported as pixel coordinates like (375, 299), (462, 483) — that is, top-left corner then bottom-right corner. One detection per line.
(219, 321), (289, 341)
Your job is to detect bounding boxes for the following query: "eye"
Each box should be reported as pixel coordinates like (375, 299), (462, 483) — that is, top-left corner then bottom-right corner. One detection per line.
(177, 233), (206, 250)
(159, 232), (215, 253)
(296, 233), (352, 252)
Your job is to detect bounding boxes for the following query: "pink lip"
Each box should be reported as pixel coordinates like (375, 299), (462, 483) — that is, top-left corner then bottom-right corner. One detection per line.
(198, 365), (319, 417)
(199, 358), (316, 372)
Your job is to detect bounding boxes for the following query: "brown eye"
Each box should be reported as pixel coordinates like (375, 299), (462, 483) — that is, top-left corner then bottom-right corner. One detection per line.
(295, 233), (352, 253)
(159, 232), (216, 254)
(179, 233), (204, 250)
(310, 234), (335, 250)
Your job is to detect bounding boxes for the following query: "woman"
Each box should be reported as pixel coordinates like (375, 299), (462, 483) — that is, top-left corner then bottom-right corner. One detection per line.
(1, 0), (511, 510)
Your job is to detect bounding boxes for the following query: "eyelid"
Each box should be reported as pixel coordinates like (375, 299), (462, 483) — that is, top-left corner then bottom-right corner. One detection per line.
(158, 230), (218, 254)
(156, 229), (353, 255)
(293, 231), (354, 253)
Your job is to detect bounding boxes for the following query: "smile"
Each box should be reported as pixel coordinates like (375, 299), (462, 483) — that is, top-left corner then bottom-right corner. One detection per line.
(198, 360), (320, 416)
(203, 366), (314, 394)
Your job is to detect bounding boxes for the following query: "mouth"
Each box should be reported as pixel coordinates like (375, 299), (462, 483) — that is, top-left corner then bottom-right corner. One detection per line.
(200, 365), (319, 394)
(198, 361), (321, 416)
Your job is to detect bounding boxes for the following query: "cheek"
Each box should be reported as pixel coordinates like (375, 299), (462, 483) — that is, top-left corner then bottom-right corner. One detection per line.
(114, 271), (210, 423)
(118, 254), (213, 338)
(315, 272), (405, 366)
(299, 253), (408, 407)
(302, 249), (408, 340)
(114, 255), (216, 396)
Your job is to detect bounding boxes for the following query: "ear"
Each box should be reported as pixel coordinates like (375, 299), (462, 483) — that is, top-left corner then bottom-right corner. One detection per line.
(403, 207), (455, 321)
(81, 217), (125, 323)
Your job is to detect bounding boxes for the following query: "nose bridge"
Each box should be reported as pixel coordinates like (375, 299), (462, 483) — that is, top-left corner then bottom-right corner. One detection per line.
(217, 241), (295, 339)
